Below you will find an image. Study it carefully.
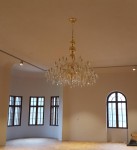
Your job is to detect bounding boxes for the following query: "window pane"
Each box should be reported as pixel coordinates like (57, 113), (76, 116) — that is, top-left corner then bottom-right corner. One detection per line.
(108, 93), (116, 101)
(14, 107), (21, 125)
(118, 93), (126, 101)
(56, 97), (59, 105)
(8, 107), (14, 126)
(15, 97), (21, 105)
(118, 102), (127, 128)
(38, 98), (44, 106)
(55, 107), (59, 125)
(30, 98), (37, 106)
(51, 107), (55, 125)
(9, 97), (14, 105)
(51, 98), (55, 106)
(108, 103), (116, 127)
(29, 107), (36, 125)
(37, 107), (44, 124)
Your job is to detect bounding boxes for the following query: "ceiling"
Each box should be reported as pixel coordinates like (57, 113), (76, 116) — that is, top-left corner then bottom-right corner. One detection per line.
(0, 0), (137, 75)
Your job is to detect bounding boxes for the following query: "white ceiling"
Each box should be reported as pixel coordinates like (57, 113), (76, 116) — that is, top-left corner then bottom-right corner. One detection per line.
(0, 0), (137, 74)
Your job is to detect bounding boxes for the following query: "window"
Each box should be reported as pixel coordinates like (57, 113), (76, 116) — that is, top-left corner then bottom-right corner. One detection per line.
(50, 96), (59, 126)
(107, 91), (128, 128)
(29, 97), (45, 126)
(8, 96), (22, 126)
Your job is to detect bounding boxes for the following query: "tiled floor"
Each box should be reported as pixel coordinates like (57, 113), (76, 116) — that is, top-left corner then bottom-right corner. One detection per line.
(0, 138), (137, 150)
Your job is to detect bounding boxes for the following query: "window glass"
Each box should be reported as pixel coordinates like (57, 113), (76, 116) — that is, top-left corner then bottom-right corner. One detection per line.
(108, 93), (116, 101)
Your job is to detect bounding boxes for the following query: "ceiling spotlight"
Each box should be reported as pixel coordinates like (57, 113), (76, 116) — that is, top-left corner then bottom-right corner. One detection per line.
(20, 60), (23, 66)
(132, 68), (136, 71)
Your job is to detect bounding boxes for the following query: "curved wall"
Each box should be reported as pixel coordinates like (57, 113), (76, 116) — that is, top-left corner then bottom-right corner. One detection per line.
(7, 74), (63, 141)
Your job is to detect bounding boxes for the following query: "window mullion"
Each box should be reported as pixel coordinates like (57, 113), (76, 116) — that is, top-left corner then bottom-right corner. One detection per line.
(36, 98), (38, 125)
(13, 99), (15, 126)
(55, 106), (56, 125)
(111, 102), (113, 127)
(19, 100), (22, 125)
(116, 93), (119, 128)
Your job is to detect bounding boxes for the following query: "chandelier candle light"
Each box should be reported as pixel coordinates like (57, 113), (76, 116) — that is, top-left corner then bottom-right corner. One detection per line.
(45, 18), (98, 87)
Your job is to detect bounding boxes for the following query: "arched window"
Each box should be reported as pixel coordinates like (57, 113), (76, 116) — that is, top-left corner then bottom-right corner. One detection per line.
(107, 91), (128, 128)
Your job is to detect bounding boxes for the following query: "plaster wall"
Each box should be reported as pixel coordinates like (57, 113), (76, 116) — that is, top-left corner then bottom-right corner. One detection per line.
(0, 64), (12, 145)
(62, 71), (137, 142)
(7, 75), (63, 141)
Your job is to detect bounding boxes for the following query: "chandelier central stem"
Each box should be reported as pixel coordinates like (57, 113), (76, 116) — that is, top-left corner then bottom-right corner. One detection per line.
(69, 18), (77, 61)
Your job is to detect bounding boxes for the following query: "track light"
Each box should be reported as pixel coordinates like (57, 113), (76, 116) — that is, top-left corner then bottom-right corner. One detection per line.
(132, 68), (136, 71)
(0, 49), (46, 71)
(20, 60), (23, 66)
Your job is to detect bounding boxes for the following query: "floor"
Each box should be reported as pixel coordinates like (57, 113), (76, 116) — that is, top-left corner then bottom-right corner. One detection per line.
(0, 138), (137, 150)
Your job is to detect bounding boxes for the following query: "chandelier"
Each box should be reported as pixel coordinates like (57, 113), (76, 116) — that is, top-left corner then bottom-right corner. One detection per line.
(45, 18), (98, 87)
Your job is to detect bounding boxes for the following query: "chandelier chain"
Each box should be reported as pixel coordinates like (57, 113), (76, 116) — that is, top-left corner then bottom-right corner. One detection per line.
(69, 18), (76, 61)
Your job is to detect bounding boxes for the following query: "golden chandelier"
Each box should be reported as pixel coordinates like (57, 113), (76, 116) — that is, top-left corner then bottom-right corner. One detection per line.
(45, 18), (98, 87)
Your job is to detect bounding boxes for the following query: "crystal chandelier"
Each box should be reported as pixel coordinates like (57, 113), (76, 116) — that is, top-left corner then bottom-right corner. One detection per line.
(45, 18), (98, 87)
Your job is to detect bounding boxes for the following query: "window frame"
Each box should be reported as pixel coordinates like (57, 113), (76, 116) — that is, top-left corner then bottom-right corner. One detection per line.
(107, 91), (128, 129)
(28, 96), (45, 126)
(8, 96), (22, 127)
(50, 96), (59, 126)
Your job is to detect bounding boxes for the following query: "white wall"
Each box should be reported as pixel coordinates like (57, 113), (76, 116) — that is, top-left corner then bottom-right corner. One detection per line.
(0, 64), (12, 145)
(62, 71), (137, 142)
(107, 129), (128, 143)
(4, 68), (137, 143)
(7, 74), (63, 141)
